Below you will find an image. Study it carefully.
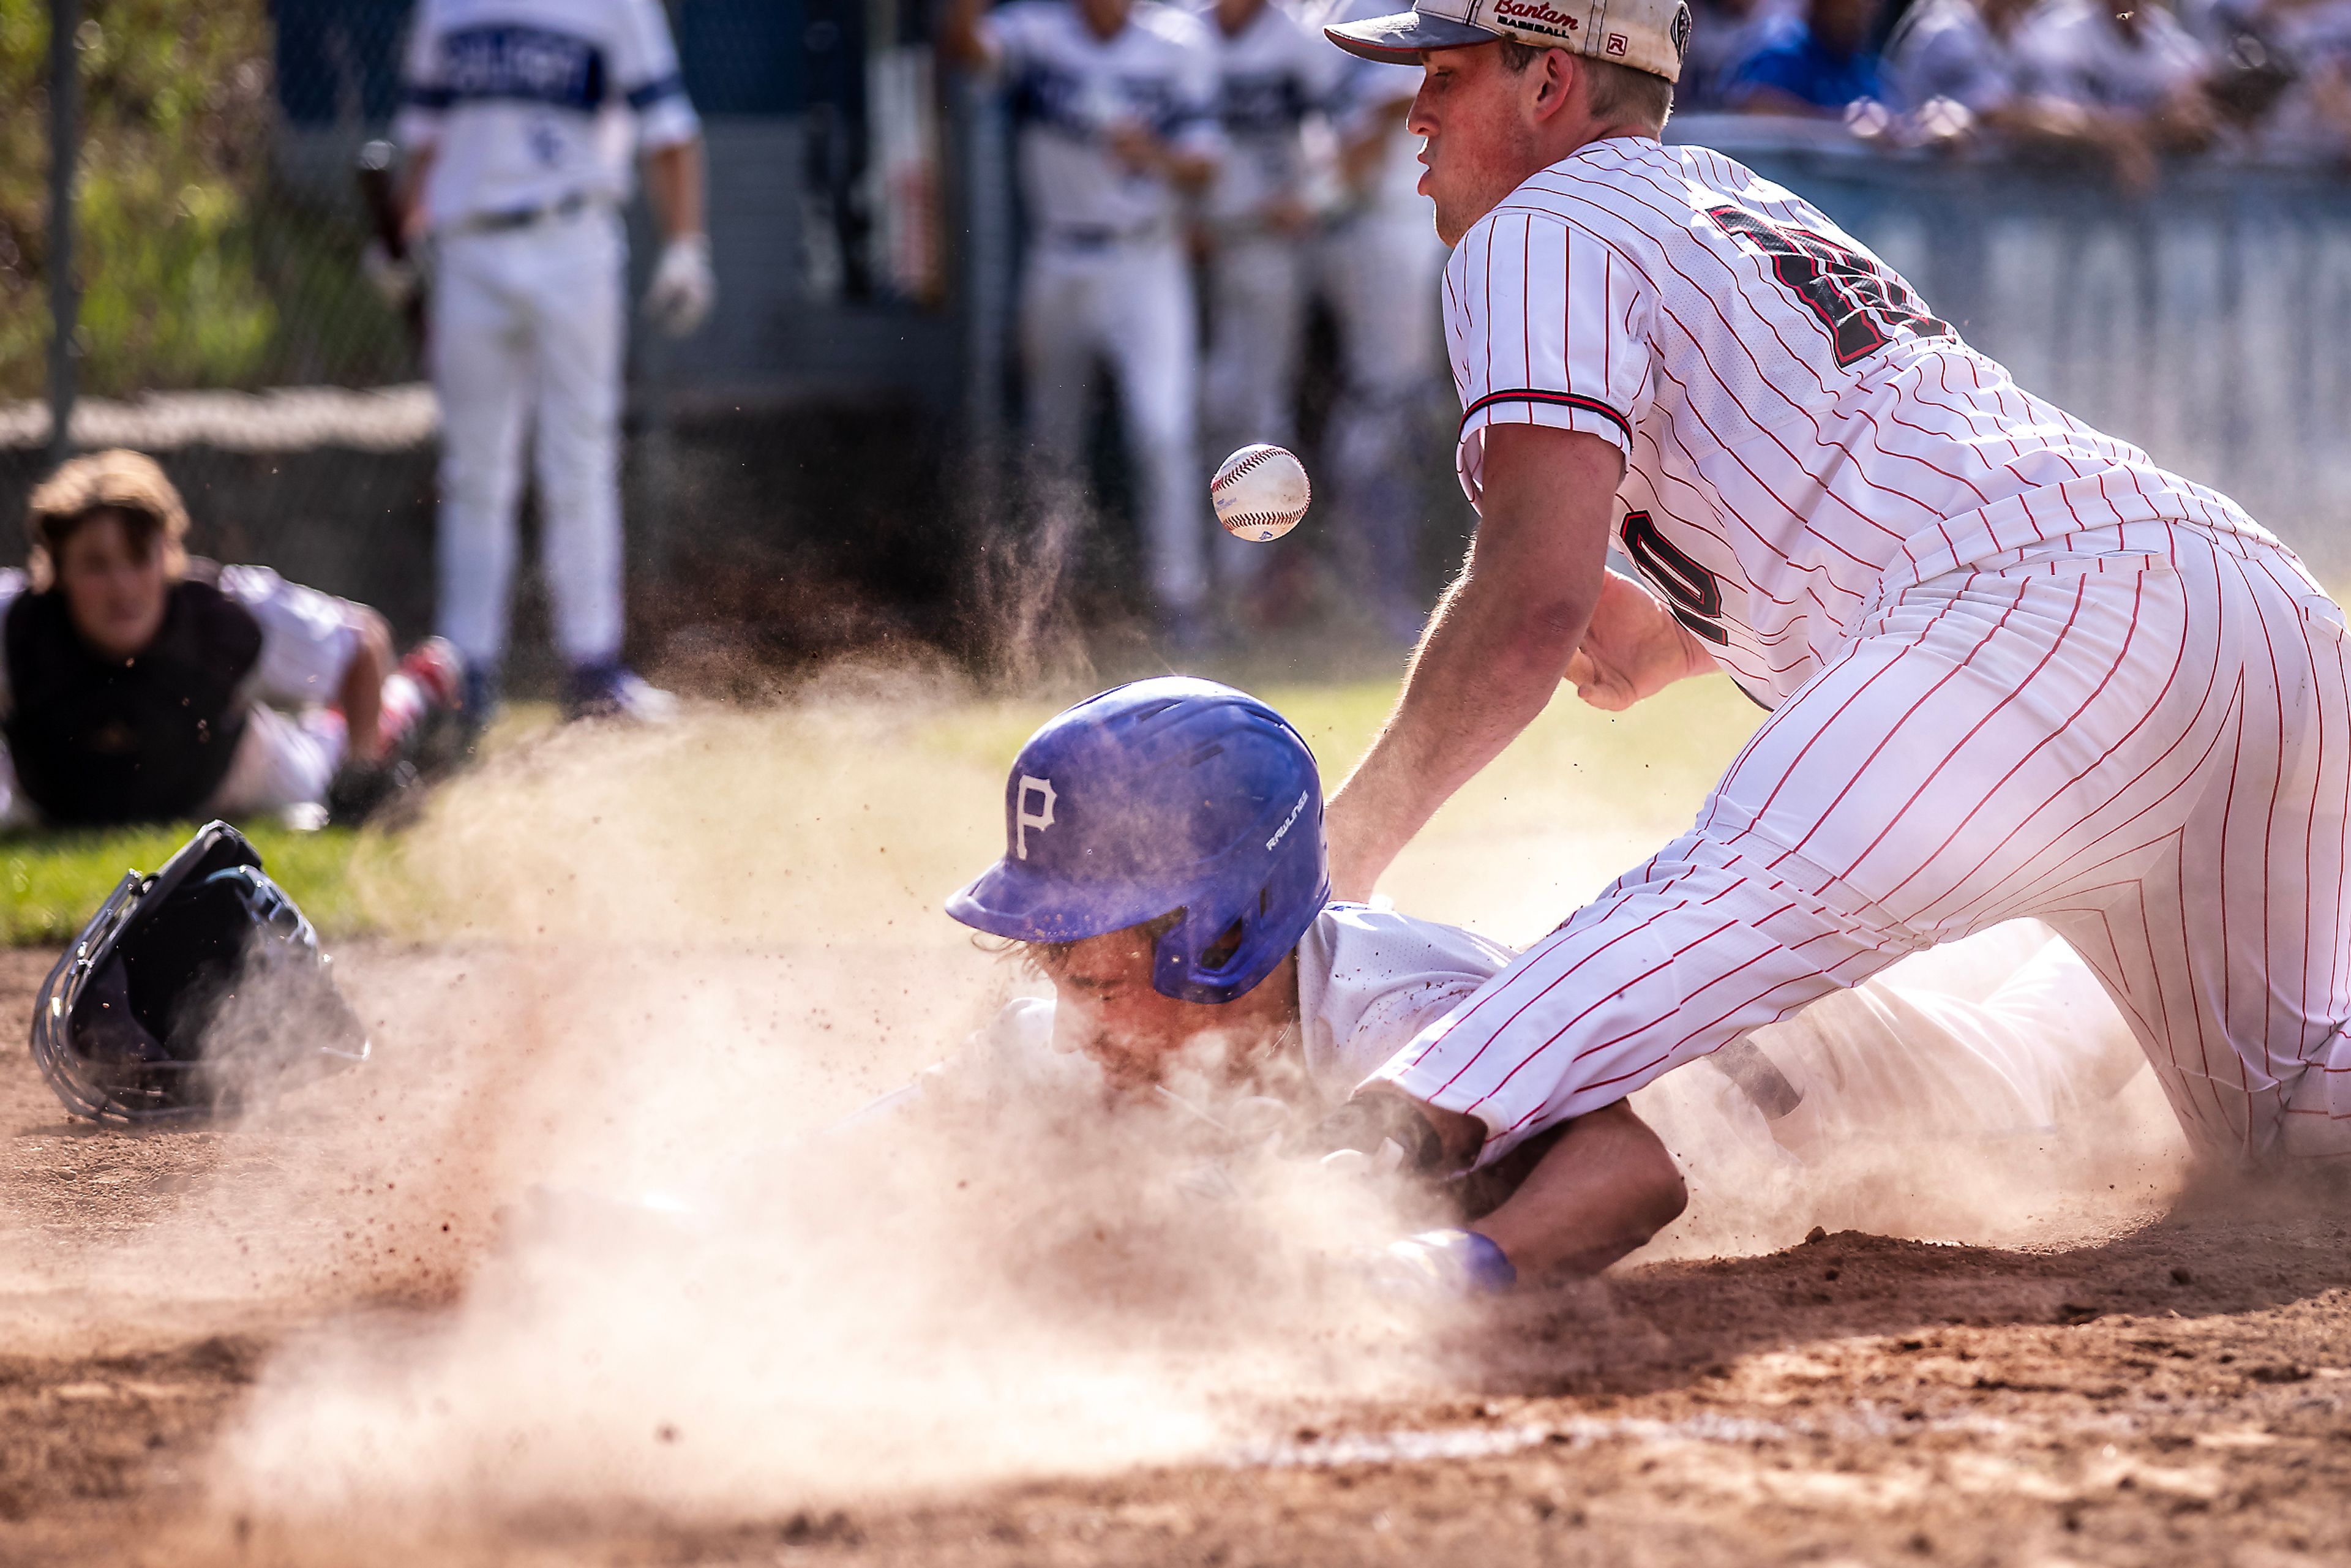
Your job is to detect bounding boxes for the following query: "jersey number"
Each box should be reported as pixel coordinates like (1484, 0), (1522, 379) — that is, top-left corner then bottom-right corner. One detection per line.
(1706, 206), (1952, 369)
(1621, 511), (1728, 647)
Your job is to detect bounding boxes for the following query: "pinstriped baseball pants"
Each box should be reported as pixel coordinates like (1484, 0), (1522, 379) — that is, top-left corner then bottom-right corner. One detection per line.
(1368, 520), (2351, 1166)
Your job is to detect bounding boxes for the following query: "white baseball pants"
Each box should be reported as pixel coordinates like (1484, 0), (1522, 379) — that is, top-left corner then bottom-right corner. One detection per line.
(1201, 233), (1307, 591)
(1370, 521), (2351, 1165)
(1019, 236), (1207, 615)
(429, 205), (628, 670)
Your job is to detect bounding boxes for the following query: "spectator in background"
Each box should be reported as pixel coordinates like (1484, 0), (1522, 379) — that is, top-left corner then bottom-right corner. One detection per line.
(2013, 0), (2217, 182)
(0, 451), (463, 831)
(1312, 0), (1450, 642)
(2233, 0), (2351, 154)
(1194, 0), (1338, 605)
(1729, 0), (1897, 116)
(1890, 0), (2034, 121)
(394, 0), (713, 726)
(1681, 0), (1802, 110)
(940, 0), (1225, 645)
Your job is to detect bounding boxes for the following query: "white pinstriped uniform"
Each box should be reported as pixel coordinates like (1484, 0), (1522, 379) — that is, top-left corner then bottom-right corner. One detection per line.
(1365, 135), (2351, 1166)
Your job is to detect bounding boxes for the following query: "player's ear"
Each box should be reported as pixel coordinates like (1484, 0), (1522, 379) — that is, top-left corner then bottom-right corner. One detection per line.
(1528, 47), (1578, 124)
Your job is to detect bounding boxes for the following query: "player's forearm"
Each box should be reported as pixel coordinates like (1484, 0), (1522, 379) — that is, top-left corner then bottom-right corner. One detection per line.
(1165, 146), (1218, 192)
(644, 138), (705, 242)
(936, 0), (994, 70)
(397, 145), (437, 241)
(339, 610), (394, 763)
(1473, 1100), (1687, 1278)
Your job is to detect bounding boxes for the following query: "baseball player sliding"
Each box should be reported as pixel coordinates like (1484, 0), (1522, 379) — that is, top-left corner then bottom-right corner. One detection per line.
(393, 0), (713, 724)
(1292, 0), (2349, 1281)
(932, 679), (2148, 1286)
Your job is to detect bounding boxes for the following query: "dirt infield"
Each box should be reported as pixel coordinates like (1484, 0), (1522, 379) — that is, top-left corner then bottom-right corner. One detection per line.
(0, 933), (2348, 1568)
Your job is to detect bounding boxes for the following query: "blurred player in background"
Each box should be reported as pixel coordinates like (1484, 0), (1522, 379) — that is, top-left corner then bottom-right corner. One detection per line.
(1194, 0), (1338, 605)
(0, 451), (462, 830)
(941, 0), (1226, 643)
(1312, 0), (1450, 642)
(393, 0), (714, 724)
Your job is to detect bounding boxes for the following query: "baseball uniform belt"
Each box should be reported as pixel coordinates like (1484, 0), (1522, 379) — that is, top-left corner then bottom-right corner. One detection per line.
(444, 190), (600, 238)
(1039, 220), (1173, 252)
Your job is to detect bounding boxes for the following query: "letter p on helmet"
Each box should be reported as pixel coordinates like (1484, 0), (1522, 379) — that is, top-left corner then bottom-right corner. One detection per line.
(1016, 775), (1058, 860)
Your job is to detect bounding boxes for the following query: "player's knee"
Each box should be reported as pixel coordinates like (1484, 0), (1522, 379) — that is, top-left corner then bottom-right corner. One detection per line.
(1602, 1100), (1689, 1239)
(1638, 1143), (1690, 1234)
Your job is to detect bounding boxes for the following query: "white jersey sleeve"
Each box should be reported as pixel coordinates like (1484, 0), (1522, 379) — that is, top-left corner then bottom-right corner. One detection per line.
(217, 565), (362, 711)
(1446, 209), (1658, 504)
(1295, 904), (1515, 1101)
(612, 0), (700, 149)
(1163, 9), (1226, 156)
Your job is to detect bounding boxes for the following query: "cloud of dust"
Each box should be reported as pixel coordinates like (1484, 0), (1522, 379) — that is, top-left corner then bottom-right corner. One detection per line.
(43, 664), (2206, 1547)
(968, 462), (1096, 692)
(192, 673), (1449, 1547)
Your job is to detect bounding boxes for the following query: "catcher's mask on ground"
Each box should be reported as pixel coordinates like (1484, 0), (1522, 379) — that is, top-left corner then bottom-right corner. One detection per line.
(31, 820), (369, 1123)
(946, 677), (1332, 1005)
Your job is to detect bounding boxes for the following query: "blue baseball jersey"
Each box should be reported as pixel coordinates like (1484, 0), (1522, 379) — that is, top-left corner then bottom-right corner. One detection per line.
(396, 0), (700, 229)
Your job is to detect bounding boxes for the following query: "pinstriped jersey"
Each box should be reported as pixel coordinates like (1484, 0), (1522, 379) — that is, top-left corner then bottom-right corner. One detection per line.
(1444, 135), (2274, 705)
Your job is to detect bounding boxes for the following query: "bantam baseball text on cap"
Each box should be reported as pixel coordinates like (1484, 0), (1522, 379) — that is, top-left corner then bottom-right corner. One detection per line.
(1325, 0), (1694, 82)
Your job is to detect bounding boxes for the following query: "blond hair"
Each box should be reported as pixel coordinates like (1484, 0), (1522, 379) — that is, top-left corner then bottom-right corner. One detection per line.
(1496, 42), (1676, 130)
(23, 449), (191, 590)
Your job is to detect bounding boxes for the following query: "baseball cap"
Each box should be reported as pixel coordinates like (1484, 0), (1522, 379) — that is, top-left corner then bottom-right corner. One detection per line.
(1324, 0), (1694, 81)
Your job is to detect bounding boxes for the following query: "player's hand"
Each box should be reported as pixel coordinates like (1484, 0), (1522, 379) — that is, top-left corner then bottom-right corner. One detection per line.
(1106, 118), (1164, 175)
(644, 233), (716, 337)
(1564, 568), (1714, 712)
(1261, 193), (1314, 238)
(361, 241), (419, 310)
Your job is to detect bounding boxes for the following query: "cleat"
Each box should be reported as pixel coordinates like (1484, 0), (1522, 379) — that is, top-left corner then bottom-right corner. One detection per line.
(564, 661), (680, 724)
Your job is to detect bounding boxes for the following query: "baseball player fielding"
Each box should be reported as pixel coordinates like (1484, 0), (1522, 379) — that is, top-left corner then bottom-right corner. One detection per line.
(1212, 443), (1312, 541)
(1309, 0), (2351, 1286)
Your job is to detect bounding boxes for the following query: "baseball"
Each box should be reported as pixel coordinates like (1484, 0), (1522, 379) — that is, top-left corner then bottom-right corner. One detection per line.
(1212, 444), (1311, 542)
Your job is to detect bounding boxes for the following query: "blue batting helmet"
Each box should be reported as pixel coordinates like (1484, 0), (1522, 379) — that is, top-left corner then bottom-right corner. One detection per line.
(946, 678), (1330, 1003)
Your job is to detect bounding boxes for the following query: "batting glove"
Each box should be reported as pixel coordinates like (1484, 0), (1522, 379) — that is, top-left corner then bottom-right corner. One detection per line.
(644, 232), (716, 337)
(360, 240), (419, 310)
(1370, 1228), (1518, 1299)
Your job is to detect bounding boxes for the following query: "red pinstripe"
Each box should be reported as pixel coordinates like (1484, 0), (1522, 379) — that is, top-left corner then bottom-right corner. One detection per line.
(1827, 576), (2094, 889)
(1870, 574), (2146, 911)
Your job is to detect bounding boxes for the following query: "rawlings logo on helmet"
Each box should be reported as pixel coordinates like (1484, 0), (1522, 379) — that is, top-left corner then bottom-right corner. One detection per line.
(1265, 788), (1311, 852)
